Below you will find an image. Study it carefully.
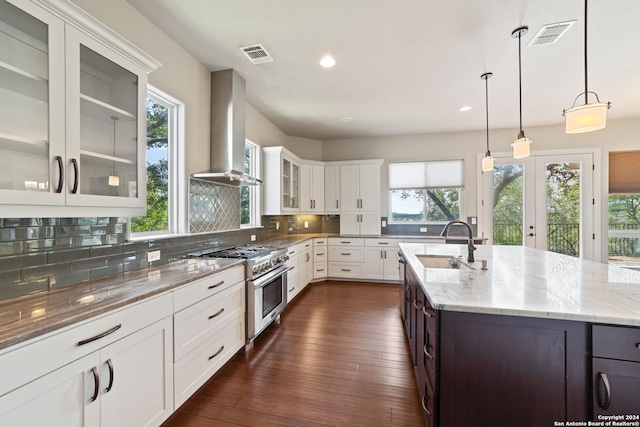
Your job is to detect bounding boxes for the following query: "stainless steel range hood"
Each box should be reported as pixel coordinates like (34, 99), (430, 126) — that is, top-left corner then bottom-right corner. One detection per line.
(191, 69), (262, 186)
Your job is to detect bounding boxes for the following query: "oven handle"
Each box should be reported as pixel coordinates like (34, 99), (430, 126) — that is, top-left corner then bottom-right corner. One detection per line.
(249, 265), (292, 288)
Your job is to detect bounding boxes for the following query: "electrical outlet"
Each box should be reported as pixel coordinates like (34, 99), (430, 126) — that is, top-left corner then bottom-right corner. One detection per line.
(304, 221), (309, 228)
(471, 217), (477, 225)
(420, 227), (428, 233)
(147, 250), (161, 262)
(250, 235), (256, 241)
(381, 220), (387, 227)
(275, 221), (280, 230)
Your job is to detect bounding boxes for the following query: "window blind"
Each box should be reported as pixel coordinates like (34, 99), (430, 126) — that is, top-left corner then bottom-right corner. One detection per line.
(389, 160), (464, 189)
(609, 151), (640, 194)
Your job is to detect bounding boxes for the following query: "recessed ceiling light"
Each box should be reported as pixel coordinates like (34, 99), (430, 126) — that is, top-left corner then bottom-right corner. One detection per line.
(320, 56), (336, 68)
(459, 106), (472, 112)
(342, 116), (353, 122)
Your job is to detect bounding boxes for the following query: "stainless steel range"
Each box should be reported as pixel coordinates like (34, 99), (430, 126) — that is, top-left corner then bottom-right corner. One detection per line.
(194, 244), (289, 348)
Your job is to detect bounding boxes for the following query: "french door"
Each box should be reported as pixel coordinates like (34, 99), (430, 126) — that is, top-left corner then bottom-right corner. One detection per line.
(480, 151), (598, 260)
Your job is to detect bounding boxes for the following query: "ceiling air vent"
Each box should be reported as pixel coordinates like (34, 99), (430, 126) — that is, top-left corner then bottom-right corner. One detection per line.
(527, 20), (576, 47)
(239, 44), (273, 64)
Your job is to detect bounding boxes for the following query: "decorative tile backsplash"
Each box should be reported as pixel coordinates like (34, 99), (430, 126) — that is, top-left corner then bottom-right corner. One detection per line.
(189, 179), (240, 233)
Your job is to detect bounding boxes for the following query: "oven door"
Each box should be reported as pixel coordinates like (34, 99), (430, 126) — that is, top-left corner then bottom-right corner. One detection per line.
(247, 265), (289, 341)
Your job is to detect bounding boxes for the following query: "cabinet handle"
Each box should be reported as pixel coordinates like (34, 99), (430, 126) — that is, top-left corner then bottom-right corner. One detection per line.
(317, 269), (325, 272)
(290, 266), (295, 270)
(306, 253), (310, 262)
(340, 241), (351, 244)
(378, 242), (389, 245)
(208, 308), (225, 319)
(636, 342), (640, 350)
(341, 269), (351, 272)
(289, 250), (296, 255)
(78, 324), (122, 346)
(380, 250), (383, 259)
(413, 300), (424, 310)
(289, 287), (295, 292)
(422, 307), (432, 318)
(421, 394), (432, 416)
(55, 156), (64, 193)
(208, 345), (225, 360)
(208, 280), (224, 289)
(336, 200), (339, 209)
(317, 252), (325, 256)
(90, 366), (99, 403)
(104, 359), (114, 393)
(70, 158), (79, 194)
(424, 344), (434, 360)
(596, 372), (611, 410)
(384, 250), (387, 259)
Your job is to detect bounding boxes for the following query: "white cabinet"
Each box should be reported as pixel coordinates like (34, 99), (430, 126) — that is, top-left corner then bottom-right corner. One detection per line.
(286, 241), (313, 302)
(313, 238), (327, 280)
(0, 0), (159, 217)
(324, 165), (340, 213)
(300, 161), (324, 213)
(0, 293), (174, 427)
(327, 238), (365, 279)
(301, 243), (313, 286)
(263, 146), (301, 214)
(172, 266), (245, 408)
(363, 238), (403, 282)
(336, 160), (383, 236)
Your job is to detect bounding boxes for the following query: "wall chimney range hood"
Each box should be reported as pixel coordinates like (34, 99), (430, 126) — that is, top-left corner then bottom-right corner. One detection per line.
(191, 69), (262, 186)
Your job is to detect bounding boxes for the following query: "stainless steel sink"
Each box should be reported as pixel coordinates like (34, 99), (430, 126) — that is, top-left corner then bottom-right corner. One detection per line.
(416, 254), (479, 270)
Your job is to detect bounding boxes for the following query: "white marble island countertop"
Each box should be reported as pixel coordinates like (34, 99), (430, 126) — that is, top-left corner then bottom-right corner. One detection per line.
(399, 243), (640, 326)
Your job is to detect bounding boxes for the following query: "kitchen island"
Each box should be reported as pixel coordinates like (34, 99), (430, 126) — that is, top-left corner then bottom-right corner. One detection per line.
(399, 243), (640, 427)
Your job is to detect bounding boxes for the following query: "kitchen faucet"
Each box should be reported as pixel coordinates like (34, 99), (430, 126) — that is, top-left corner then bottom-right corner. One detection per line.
(440, 220), (476, 263)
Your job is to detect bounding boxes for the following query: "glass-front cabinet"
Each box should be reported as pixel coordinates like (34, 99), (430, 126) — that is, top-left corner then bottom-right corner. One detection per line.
(282, 156), (299, 211)
(0, 0), (158, 217)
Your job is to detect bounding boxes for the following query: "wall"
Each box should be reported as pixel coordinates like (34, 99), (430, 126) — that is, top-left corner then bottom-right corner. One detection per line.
(323, 117), (640, 262)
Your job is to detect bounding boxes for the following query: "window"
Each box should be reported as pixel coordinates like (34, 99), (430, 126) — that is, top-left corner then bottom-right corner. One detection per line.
(608, 151), (640, 267)
(241, 140), (260, 227)
(131, 87), (184, 238)
(389, 160), (463, 223)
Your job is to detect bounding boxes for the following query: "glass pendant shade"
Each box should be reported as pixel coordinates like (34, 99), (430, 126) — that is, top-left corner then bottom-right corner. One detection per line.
(481, 153), (494, 172)
(108, 173), (120, 186)
(511, 136), (532, 159)
(564, 102), (608, 133)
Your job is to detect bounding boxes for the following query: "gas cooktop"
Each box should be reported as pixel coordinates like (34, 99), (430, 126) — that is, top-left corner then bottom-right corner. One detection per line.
(197, 244), (280, 259)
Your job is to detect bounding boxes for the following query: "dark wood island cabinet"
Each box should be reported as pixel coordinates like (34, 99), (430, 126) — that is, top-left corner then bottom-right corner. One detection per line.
(404, 265), (591, 427)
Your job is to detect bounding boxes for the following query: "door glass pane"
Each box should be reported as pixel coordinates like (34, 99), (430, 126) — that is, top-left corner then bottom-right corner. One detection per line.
(291, 163), (299, 208)
(282, 158), (290, 207)
(493, 164), (524, 245)
(608, 195), (640, 266)
(78, 45), (138, 197)
(546, 162), (581, 257)
(0, 0), (50, 191)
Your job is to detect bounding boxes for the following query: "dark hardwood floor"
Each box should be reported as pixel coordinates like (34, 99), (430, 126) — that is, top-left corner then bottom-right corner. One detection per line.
(163, 281), (424, 427)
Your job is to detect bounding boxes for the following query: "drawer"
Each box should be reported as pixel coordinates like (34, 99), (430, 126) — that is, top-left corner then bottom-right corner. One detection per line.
(313, 262), (327, 279)
(286, 254), (300, 275)
(364, 238), (402, 247)
(174, 281), (245, 361)
(0, 292), (173, 397)
(173, 266), (244, 312)
(313, 238), (327, 246)
(314, 247), (327, 261)
(593, 324), (640, 362)
(328, 246), (364, 262)
(328, 237), (364, 247)
(286, 243), (301, 258)
(287, 273), (302, 301)
(174, 315), (244, 408)
(328, 262), (364, 278)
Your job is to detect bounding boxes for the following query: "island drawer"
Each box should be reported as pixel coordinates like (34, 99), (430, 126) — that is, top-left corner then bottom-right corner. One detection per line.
(592, 324), (640, 363)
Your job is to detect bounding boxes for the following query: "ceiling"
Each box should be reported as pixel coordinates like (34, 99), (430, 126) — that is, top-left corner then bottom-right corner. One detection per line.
(127, 0), (640, 141)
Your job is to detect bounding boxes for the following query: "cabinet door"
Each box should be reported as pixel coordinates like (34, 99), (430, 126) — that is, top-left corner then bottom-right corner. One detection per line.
(382, 249), (402, 281)
(324, 165), (340, 212)
(340, 165), (360, 211)
(311, 165), (324, 211)
(0, 0), (66, 206)
(300, 163), (312, 211)
(100, 316), (173, 427)
(359, 213), (381, 236)
(593, 358), (640, 417)
(340, 213), (360, 236)
(281, 156), (299, 212)
(303, 249), (313, 285)
(65, 26), (147, 212)
(364, 248), (384, 280)
(358, 164), (380, 211)
(0, 352), (100, 427)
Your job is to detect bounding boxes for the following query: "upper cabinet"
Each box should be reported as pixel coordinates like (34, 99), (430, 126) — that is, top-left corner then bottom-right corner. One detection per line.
(334, 160), (382, 236)
(300, 161), (324, 213)
(0, 0), (160, 217)
(264, 146), (302, 214)
(324, 165), (340, 213)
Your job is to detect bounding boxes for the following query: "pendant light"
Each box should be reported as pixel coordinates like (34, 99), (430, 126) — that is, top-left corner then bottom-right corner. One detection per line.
(562, 0), (611, 133)
(511, 26), (531, 159)
(108, 116), (120, 187)
(481, 72), (494, 172)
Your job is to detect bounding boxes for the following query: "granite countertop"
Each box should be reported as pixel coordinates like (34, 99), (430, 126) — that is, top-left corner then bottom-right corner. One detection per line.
(399, 242), (640, 327)
(0, 258), (244, 351)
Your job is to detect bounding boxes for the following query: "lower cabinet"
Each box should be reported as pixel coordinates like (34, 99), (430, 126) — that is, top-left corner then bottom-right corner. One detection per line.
(404, 265), (590, 427)
(0, 297), (174, 427)
(592, 324), (640, 417)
